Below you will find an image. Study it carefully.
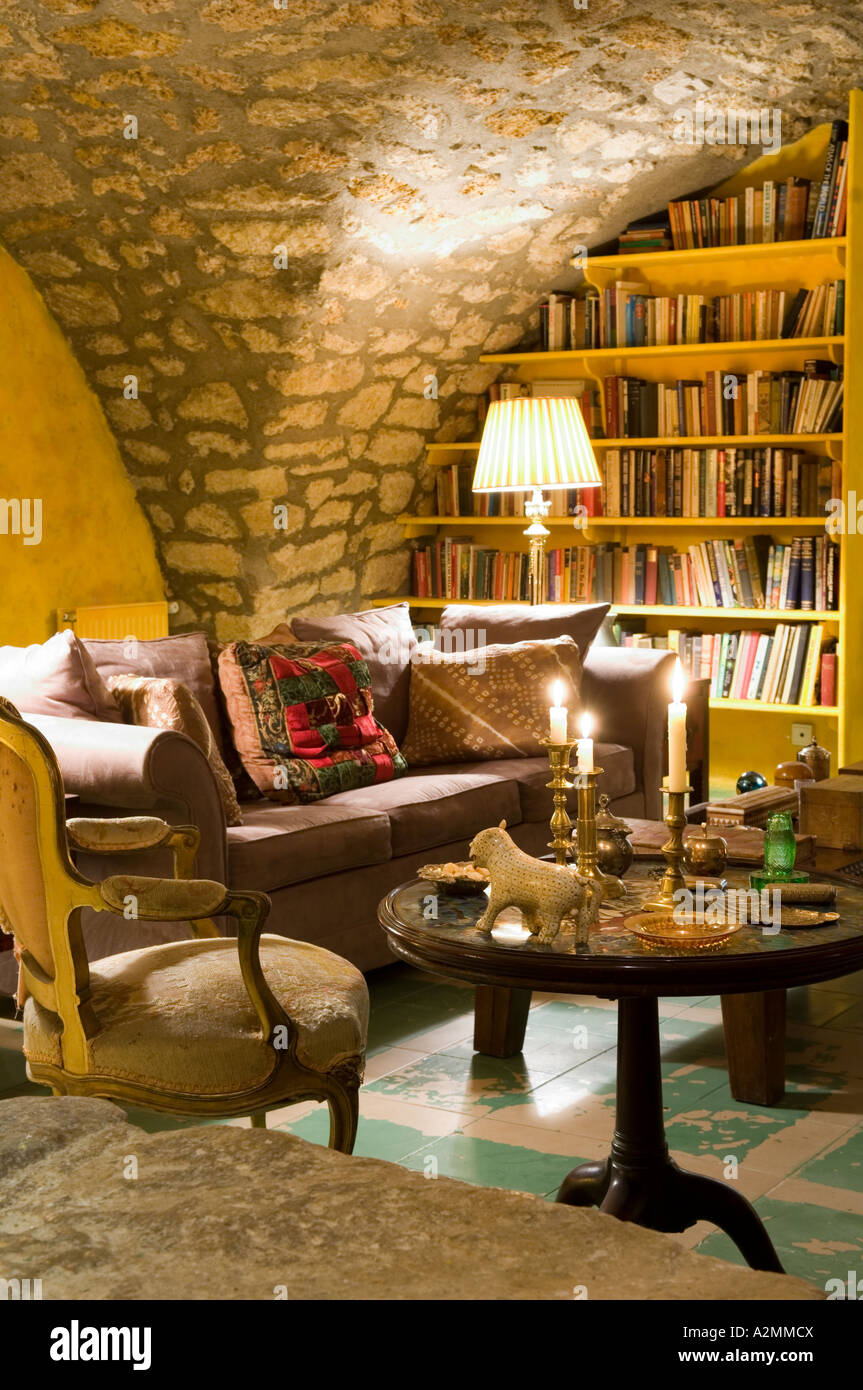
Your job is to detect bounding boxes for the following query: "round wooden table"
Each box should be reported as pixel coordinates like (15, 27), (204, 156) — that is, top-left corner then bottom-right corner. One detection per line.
(378, 869), (863, 1273)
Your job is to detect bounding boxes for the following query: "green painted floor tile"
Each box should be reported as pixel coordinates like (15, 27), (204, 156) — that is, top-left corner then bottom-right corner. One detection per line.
(798, 1126), (863, 1192)
(526, 1000), (620, 1039)
(399, 1131), (578, 1196)
(366, 1050), (559, 1115)
(827, 999), (863, 1032)
(696, 1197), (863, 1287)
(665, 1086), (809, 1161)
(659, 1015), (727, 1059)
(786, 986), (863, 1028)
(366, 998), (474, 1053)
(275, 1108), (448, 1164)
(366, 963), (434, 1006)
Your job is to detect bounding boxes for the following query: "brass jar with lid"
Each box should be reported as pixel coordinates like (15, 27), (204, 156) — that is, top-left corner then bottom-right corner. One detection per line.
(683, 824), (728, 878)
(595, 793), (634, 879)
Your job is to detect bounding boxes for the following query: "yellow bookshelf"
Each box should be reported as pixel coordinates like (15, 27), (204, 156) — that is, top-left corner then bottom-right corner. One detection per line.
(383, 96), (861, 787)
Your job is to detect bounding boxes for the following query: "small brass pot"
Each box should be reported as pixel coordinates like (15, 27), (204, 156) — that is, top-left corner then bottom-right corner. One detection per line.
(684, 824), (728, 877)
(595, 794), (634, 878)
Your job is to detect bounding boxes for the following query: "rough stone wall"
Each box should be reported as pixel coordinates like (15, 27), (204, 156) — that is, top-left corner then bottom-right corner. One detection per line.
(1, 0), (862, 638)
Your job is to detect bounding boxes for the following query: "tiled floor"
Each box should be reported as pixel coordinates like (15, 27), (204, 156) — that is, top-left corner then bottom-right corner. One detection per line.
(2, 964), (863, 1291)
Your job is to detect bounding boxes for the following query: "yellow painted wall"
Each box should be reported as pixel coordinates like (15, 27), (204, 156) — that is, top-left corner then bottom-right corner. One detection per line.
(0, 243), (164, 644)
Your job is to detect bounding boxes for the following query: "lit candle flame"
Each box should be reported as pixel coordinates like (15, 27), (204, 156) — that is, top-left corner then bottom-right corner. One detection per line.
(551, 680), (564, 706)
(580, 711), (592, 739)
(672, 657), (685, 705)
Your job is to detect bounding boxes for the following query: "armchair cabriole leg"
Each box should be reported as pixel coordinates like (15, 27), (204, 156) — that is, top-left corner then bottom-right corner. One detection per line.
(326, 1075), (360, 1154)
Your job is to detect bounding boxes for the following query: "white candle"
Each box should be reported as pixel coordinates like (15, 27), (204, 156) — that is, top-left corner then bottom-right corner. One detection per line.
(576, 711), (594, 774)
(668, 658), (688, 793)
(549, 681), (567, 742)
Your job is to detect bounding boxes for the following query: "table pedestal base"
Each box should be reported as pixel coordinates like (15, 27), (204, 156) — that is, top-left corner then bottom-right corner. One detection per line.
(556, 997), (784, 1274)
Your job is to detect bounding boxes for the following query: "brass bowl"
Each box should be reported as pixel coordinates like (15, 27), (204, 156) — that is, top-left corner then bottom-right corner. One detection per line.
(417, 862), (490, 896)
(626, 911), (742, 953)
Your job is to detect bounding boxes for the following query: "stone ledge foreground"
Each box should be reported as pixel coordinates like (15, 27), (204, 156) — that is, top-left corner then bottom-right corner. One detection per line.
(0, 1097), (819, 1301)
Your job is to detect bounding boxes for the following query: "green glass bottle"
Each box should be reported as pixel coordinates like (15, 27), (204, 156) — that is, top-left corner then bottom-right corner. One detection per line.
(750, 809), (809, 889)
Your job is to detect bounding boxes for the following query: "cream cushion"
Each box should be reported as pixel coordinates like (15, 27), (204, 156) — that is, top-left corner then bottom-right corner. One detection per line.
(24, 935), (368, 1096)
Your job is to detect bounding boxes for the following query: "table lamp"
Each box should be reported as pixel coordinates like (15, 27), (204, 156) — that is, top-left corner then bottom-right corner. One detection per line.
(472, 396), (601, 604)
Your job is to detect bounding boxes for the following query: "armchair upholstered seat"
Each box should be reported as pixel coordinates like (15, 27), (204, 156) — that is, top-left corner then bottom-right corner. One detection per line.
(24, 934), (368, 1097)
(0, 698), (367, 1150)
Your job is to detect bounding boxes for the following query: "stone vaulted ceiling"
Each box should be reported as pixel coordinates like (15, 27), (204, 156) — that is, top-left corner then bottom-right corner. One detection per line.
(1, 0), (862, 637)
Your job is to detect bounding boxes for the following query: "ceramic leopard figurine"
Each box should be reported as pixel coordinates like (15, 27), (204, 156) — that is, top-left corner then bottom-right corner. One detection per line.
(469, 821), (601, 945)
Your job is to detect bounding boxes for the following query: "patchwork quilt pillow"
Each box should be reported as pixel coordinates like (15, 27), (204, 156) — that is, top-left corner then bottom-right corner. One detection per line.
(217, 639), (407, 804)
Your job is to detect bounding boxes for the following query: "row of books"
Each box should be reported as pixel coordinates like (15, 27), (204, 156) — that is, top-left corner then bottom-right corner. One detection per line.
(603, 365), (844, 438)
(482, 379), (605, 435)
(666, 121), (848, 247)
(434, 463), (601, 518)
(590, 537), (837, 612)
(601, 448), (838, 519)
(618, 625), (836, 708)
(555, 281), (845, 350)
(410, 537), (838, 612)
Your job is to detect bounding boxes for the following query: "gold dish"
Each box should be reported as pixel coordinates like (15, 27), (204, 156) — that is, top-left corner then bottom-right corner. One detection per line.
(773, 908), (840, 928)
(417, 862), (490, 896)
(627, 912), (743, 953)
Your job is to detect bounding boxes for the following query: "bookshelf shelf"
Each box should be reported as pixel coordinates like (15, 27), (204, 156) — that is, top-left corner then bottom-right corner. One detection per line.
(612, 605), (838, 622)
(709, 699), (838, 717)
(572, 237), (847, 277)
(398, 514), (830, 531)
(372, 596), (837, 625)
(423, 436), (842, 465)
(388, 99), (859, 781)
(480, 336), (843, 370)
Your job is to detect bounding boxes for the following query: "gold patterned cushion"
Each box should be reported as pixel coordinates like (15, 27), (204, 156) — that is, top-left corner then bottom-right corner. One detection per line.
(108, 675), (243, 827)
(24, 935), (368, 1095)
(401, 636), (583, 766)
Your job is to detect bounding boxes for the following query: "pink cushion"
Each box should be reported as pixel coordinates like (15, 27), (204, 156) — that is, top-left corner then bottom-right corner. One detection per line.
(82, 633), (223, 750)
(0, 631), (120, 722)
(439, 603), (610, 657)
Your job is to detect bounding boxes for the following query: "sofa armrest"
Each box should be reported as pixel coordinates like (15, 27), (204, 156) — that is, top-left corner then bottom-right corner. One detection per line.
(25, 714), (227, 887)
(581, 647), (676, 819)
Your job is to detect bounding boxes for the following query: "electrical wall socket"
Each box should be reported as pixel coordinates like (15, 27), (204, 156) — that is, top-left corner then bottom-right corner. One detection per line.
(791, 722), (814, 748)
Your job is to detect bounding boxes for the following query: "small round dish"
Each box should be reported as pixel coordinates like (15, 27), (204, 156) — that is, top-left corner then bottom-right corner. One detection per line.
(417, 862), (490, 896)
(774, 908), (840, 928)
(626, 912), (743, 953)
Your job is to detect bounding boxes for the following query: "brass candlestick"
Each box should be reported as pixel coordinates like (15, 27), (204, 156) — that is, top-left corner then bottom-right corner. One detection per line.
(541, 737), (576, 865)
(573, 767), (625, 900)
(644, 784), (693, 913)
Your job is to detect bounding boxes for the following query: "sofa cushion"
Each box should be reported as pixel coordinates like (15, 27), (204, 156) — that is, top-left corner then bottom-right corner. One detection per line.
(326, 767), (522, 856)
(107, 674), (243, 827)
(83, 633), (223, 750)
(288, 602), (417, 745)
(439, 602), (610, 657)
(418, 746), (635, 824)
(24, 935), (368, 1091)
(218, 639), (406, 804)
(228, 802), (391, 892)
(0, 631), (120, 722)
(401, 635), (582, 766)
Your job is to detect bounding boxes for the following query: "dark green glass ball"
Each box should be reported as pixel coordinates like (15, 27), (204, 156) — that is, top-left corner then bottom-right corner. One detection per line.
(736, 770), (768, 794)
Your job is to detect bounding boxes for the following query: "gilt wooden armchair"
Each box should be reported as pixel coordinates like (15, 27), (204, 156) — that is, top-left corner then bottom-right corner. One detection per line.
(0, 698), (366, 1151)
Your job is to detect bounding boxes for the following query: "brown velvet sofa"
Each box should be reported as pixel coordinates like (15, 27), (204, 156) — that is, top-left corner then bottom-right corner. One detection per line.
(0, 606), (708, 989)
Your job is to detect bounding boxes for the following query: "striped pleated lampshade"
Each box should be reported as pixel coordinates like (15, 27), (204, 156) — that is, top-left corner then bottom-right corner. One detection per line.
(472, 396), (601, 493)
